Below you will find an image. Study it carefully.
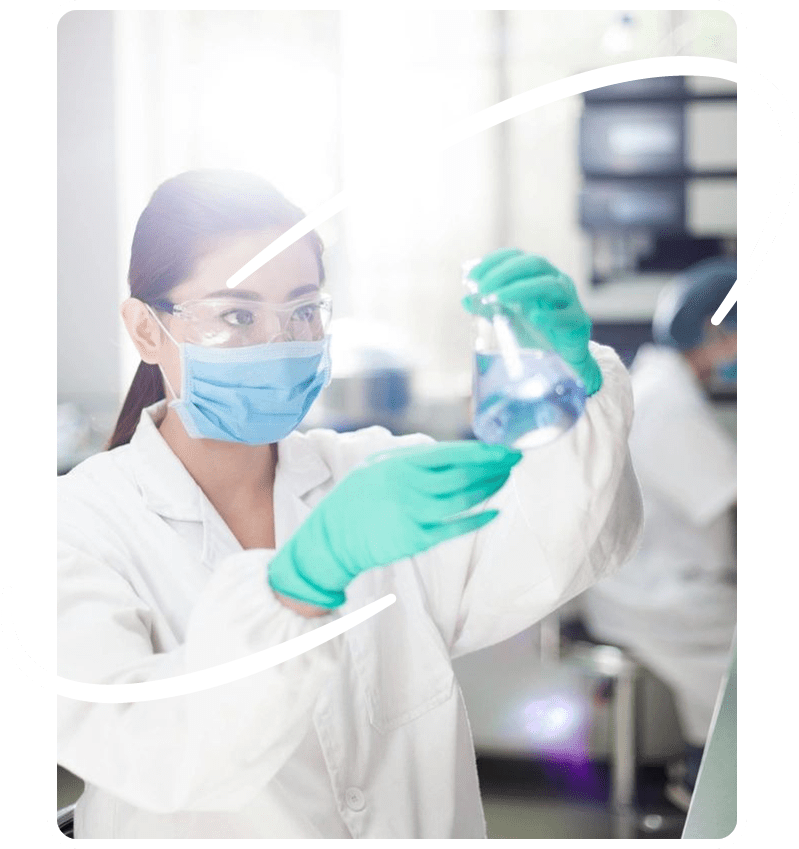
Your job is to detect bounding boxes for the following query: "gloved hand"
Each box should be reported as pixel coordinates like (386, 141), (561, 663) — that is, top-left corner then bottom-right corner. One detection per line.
(267, 441), (522, 608)
(462, 248), (603, 396)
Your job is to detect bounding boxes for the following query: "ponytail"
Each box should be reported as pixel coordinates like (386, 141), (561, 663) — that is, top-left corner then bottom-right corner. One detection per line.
(106, 361), (165, 449)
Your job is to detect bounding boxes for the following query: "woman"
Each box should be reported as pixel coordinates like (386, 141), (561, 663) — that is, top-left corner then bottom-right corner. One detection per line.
(58, 169), (643, 838)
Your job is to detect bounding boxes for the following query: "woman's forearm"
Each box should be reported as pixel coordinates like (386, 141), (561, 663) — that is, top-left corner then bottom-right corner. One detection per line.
(272, 590), (331, 618)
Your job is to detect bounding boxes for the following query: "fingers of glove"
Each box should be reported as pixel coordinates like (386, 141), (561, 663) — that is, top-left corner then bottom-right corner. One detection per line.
(461, 292), (488, 316)
(364, 441), (501, 467)
(490, 274), (578, 312)
(397, 466), (513, 524)
(524, 305), (592, 362)
(462, 274), (576, 319)
(364, 444), (424, 466)
(476, 255), (565, 297)
(524, 301), (590, 335)
(579, 355), (604, 396)
(364, 445), (518, 497)
(466, 248), (525, 283)
(421, 509), (501, 546)
(430, 471), (513, 515)
(394, 440), (522, 472)
(404, 451), (521, 495)
(358, 445), (520, 519)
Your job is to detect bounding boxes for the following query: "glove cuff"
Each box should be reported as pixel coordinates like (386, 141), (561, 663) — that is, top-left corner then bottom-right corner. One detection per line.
(579, 353), (604, 397)
(267, 543), (347, 609)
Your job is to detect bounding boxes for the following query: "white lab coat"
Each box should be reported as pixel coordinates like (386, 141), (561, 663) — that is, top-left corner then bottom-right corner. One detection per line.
(581, 345), (737, 745)
(58, 341), (642, 838)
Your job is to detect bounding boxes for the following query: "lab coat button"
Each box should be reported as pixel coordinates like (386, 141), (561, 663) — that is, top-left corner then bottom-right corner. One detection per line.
(345, 786), (365, 811)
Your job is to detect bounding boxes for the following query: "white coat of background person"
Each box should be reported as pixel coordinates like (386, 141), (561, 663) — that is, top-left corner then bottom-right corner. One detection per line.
(58, 170), (644, 838)
(580, 257), (737, 811)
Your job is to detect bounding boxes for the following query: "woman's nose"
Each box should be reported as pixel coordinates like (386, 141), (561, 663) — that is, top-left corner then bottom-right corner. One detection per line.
(259, 312), (287, 343)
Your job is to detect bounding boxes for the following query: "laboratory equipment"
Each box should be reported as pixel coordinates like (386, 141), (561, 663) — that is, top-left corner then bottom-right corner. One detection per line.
(578, 76), (737, 285)
(463, 260), (587, 450)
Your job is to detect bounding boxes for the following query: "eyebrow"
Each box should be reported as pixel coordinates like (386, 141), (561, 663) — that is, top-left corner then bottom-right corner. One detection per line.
(202, 284), (320, 302)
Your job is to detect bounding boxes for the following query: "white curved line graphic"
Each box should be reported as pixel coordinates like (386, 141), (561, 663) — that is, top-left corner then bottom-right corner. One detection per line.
(57, 593), (395, 703)
(57, 56), (751, 705)
(709, 65), (796, 324)
(227, 56), (740, 327)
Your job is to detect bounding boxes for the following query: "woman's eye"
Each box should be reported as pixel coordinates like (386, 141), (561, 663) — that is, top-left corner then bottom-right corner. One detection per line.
(220, 308), (256, 327)
(293, 304), (318, 323)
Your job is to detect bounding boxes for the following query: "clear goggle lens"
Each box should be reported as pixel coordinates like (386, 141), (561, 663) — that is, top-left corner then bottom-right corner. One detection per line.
(162, 293), (332, 348)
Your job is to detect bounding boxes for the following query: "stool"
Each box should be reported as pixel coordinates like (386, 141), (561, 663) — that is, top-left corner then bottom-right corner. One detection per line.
(571, 642), (639, 838)
(539, 613), (639, 838)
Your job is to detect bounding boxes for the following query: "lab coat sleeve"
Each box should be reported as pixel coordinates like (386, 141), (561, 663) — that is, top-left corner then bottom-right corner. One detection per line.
(57, 539), (340, 814)
(415, 341), (644, 658)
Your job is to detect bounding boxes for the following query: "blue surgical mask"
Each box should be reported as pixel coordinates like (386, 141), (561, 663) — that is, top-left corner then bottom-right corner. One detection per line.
(149, 308), (331, 444)
(714, 359), (737, 383)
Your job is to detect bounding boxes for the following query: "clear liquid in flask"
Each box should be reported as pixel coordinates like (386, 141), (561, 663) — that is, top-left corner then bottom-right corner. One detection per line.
(472, 349), (586, 449)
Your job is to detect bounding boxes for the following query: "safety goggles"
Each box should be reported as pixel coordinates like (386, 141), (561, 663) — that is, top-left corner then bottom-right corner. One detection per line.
(148, 292), (333, 348)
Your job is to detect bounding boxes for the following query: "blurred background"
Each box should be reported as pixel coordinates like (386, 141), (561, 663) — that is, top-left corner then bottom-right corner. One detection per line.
(58, 9), (736, 839)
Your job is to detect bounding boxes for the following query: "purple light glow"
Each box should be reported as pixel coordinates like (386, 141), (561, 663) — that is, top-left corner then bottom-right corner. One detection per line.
(519, 689), (608, 802)
(522, 694), (585, 743)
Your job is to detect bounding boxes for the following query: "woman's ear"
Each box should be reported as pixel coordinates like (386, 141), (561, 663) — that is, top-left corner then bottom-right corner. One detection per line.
(120, 298), (165, 365)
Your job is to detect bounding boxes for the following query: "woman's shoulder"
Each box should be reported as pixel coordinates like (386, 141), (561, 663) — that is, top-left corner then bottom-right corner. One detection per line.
(59, 442), (132, 485)
(58, 445), (140, 530)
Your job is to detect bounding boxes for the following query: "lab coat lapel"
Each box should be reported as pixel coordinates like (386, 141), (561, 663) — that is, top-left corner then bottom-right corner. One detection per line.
(200, 432), (333, 565)
(129, 402), (206, 522)
(131, 404), (333, 563)
(273, 431), (333, 549)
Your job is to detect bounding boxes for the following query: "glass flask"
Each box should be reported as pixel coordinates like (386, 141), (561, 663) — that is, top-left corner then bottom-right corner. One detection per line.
(463, 258), (587, 450)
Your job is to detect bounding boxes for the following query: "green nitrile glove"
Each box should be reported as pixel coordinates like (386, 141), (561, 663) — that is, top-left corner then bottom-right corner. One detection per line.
(462, 248), (603, 396)
(267, 441), (523, 608)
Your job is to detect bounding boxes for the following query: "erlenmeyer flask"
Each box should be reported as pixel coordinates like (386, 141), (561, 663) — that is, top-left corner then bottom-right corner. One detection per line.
(463, 259), (587, 450)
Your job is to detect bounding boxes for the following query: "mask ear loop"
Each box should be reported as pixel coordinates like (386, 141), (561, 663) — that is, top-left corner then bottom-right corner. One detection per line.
(145, 305), (182, 402)
(321, 334), (333, 388)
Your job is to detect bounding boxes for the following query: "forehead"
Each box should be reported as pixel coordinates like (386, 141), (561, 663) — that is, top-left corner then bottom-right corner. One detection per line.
(168, 229), (321, 304)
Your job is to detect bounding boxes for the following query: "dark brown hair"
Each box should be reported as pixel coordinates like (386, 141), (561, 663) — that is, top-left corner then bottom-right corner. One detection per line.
(106, 169), (325, 449)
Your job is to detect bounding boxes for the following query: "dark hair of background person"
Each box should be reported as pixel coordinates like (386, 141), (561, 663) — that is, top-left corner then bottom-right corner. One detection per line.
(106, 169), (326, 450)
